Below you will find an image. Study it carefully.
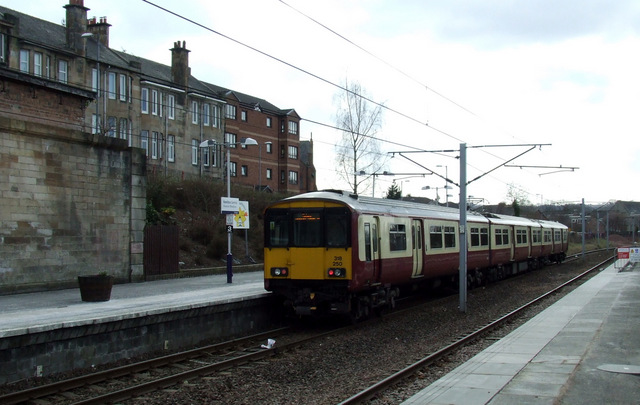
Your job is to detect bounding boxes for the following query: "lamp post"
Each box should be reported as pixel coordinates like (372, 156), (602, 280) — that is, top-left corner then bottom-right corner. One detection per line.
(259, 141), (271, 190)
(81, 32), (100, 134)
(200, 137), (257, 283)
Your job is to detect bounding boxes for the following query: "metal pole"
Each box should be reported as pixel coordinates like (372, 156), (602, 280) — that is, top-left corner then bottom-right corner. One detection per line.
(96, 34), (100, 133)
(581, 198), (586, 259)
(258, 144), (262, 190)
(459, 143), (467, 313)
(226, 146), (233, 283)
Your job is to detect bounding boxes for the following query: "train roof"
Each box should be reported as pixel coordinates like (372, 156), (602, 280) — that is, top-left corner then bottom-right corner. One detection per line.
(273, 190), (488, 223)
(271, 191), (567, 230)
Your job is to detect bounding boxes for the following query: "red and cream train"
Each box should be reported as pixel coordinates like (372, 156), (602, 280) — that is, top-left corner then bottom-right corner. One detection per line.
(263, 190), (568, 318)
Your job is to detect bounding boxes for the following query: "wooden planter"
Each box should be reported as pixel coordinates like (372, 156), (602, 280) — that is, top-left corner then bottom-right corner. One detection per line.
(77, 275), (114, 302)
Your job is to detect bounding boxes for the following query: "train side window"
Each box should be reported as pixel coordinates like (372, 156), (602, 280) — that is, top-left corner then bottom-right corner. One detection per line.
(430, 225), (443, 249)
(389, 224), (407, 251)
(470, 227), (480, 247)
(444, 226), (456, 248)
(364, 223), (372, 261)
(481, 228), (489, 246)
(372, 224), (378, 253)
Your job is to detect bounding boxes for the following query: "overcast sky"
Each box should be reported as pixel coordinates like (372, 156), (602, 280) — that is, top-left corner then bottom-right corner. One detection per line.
(5, 0), (640, 205)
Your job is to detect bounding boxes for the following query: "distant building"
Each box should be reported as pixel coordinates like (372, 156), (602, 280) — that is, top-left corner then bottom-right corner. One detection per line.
(0, 0), (316, 194)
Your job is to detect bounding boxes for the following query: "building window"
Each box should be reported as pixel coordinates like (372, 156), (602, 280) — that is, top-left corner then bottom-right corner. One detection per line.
(266, 117), (272, 128)
(225, 132), (237, 148)
(241, 165), (248, 176)
(288, 121), (298, 135)
(288, 145), (298, 159)
(151, 131), (159, 159)
(19, 49), (29, 73)
(34, 53), (42, 76)
(108, 72), (116, 99)
(141, 130), (149, 156)
(119, 74), (127, 101)
(152, 89), (159, 115)
(119, 118), (128, 140)
(203, 103), (210, 126)
(281, 170), (285, 184)
(230, 161), (237, 177)
(225, 104), (236, 119)
(58, 60), (68, 84)
(0, 34), (6, 64)
(212, 105), (219, 127)
(45, 56), (51, 78)
(191, 139), (198, 165)
(266, 143), (273, 153)
(266, 168), (272, 179)
(107, 116), (116, 137)
(167, 135), (175, 162)
(159, 93), (163, 117)
(167, 95), (175, 120)
(241, 110), (247, 122)
(92, 114), (100, 134)
(91, 68), (98, 92)
(203, 146), (210, 167)
(192, 100), (198, 124)
(288, 170), (298, 185)
(141, 88), (149, 114)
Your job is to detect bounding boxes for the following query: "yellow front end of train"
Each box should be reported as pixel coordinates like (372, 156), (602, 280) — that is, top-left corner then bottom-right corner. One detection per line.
(263, 201), (353, 315)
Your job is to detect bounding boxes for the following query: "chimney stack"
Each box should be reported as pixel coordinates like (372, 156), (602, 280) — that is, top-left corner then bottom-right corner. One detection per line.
(64, 0), (89, 53)
(86, 16), (111, 48)
(171, 40), (191, 88)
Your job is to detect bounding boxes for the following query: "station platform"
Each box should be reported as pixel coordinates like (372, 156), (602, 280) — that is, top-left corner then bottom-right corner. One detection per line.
(0, 269), (273, 384)
(402, 259), (640, 405)
(0, 270), (267, 338)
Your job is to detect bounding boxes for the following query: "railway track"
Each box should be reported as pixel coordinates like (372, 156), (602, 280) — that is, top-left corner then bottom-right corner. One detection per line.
(1, 321), (369, 404)
(337, 255), (614, 404)
(0, 328), (294, 405)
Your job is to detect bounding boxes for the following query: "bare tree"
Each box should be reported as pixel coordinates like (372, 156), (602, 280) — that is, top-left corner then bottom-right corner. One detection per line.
(334, 79), (385, 195)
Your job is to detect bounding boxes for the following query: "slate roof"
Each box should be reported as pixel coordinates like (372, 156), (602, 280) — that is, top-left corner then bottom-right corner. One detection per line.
(0, 4), (298, 117)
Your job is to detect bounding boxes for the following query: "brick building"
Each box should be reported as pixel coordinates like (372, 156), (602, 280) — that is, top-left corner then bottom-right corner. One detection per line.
(0, 0), (316, 194)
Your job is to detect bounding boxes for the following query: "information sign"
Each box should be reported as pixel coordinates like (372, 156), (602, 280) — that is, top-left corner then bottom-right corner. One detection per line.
(232, 201), (250, 230)
(630, 247), (640, 263)
(221, 197), (239, 214)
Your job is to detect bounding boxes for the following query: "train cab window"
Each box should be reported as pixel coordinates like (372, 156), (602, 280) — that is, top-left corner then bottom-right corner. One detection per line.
(326, 208), (350, 247)
(293, 210), (323, 247)
(430, 226), (443, 249)
(389, 224), (407, 251)
(265, 210), (289, 247)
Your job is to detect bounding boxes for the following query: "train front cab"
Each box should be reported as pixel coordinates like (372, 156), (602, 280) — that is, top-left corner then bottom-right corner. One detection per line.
(263, 201), (354, 316)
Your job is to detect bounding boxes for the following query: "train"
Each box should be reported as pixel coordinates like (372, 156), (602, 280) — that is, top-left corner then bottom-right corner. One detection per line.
(263, 190), (568, 319)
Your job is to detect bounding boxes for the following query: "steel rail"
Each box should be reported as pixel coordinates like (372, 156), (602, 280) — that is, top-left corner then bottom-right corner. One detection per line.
(0, 327), (289, 405)
(338, 256), (614, 404)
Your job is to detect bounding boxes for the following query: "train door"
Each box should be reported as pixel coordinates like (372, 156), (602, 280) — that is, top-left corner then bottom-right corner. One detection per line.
(510, 225), (515, 261)
(412, 219), (424, 277)
(363, 217), (381, 284)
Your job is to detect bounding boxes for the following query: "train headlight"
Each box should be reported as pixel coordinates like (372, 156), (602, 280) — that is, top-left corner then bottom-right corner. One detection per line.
(328, 268), (346, 278)
(270, 267), (289, 277)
